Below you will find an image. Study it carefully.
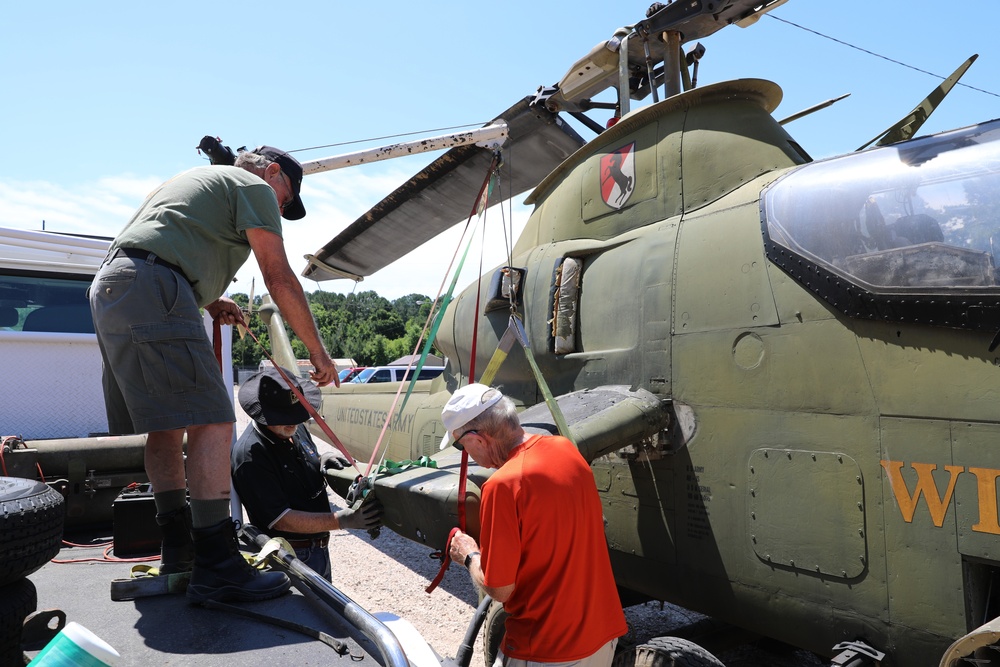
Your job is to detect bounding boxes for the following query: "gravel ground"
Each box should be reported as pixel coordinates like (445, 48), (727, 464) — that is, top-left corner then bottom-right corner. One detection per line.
(235, 390), (825, 667)
(323, 522), (824, 667)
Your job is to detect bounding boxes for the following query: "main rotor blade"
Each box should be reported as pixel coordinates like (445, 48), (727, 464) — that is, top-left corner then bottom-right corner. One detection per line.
(301, 97), (584, 283)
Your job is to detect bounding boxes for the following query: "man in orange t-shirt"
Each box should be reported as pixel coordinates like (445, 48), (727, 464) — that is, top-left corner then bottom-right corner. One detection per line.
(445, 384), (627, 666)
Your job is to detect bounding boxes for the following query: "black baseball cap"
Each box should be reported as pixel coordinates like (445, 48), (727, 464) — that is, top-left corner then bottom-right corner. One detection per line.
(251, 145), (306, 220)
(238, 367), (321, 426)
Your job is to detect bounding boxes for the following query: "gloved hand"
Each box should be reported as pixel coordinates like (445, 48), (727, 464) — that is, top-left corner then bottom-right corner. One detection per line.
(320, 452), (351, 471)
(335, 494), (383, 531)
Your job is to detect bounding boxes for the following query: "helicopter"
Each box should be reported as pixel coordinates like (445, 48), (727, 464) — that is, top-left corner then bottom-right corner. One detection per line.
(248, 1), (1000, 665)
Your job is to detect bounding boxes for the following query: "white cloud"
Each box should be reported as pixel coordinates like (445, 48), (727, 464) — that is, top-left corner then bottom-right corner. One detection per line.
(0, 176), (160, 237)
(0, 165), (532, 302)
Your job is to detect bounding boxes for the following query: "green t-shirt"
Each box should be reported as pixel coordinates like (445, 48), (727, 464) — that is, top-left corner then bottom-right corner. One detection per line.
(111, 166), (283, 307)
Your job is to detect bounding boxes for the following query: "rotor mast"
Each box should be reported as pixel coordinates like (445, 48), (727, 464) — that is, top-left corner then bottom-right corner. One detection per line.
(537, 0), (789, 122)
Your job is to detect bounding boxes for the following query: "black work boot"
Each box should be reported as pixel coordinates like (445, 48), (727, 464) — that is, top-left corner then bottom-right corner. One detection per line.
(186, 518), (290, 604)
(155, 505), (194, 575)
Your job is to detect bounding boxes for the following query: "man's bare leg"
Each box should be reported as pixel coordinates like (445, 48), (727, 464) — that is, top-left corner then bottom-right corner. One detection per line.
(185, 422), (235, 527)
(145, 429), (193, 574)
(145, 429), (186, 493)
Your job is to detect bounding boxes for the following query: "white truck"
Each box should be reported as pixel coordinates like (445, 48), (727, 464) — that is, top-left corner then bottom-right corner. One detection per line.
(0, 226), (109, 440)
(0, 225), (231, 527)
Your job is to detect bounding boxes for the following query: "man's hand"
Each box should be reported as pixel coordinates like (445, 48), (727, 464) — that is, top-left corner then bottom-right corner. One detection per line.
(335, 495), (383, 531)
(449, 528), (513, 602)
(309, 351), (339, 388)
(248, 228), (338, 387)
(320, 452), (351, 471)
(449, 529), (480, 565)
(205, 297), (246, 327)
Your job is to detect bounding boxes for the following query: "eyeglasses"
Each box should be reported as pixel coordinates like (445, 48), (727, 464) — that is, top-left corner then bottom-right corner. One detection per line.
(279, 170), (295, 211)
(453, 429), (478, 451)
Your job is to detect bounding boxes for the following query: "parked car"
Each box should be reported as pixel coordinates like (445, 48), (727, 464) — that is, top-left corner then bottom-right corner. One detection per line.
(338, 367), (367, 383)
(350, 365), (445, 384)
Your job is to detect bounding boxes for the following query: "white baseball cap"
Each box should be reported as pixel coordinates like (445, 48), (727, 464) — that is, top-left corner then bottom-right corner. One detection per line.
(440, 383), (503, 449)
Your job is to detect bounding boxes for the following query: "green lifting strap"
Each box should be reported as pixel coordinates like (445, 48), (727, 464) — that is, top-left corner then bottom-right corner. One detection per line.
(395, 165), (499, 417)
(377, 457), (438, 476)
(366, 161), (500, 482)
(477, 314), (575, 445)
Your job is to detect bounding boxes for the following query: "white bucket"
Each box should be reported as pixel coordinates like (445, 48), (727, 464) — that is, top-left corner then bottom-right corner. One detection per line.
(28, 621), (120, 666)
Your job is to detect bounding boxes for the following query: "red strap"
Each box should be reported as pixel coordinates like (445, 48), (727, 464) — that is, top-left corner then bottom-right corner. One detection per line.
(428, 163), (497, 593)
(468, 258), (483, 381)
(425, 526), (460, 594)
(457, 450), (469, 529)
(425, 450), (470, 593)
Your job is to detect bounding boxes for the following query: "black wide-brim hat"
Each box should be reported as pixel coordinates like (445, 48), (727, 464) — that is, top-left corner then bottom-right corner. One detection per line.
(238, 367), (322, 426)
(251, 145), (306, 221)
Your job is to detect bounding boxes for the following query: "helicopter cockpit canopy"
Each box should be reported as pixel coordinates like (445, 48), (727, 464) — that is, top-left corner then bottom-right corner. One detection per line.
(762, 118), (1000, 333)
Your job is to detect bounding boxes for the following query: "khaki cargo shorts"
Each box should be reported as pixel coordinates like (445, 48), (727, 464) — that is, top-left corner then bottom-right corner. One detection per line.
(89, 251), (235, 434)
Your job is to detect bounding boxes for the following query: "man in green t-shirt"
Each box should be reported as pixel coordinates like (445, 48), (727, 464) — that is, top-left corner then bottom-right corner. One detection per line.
(90, 145), (338, 603)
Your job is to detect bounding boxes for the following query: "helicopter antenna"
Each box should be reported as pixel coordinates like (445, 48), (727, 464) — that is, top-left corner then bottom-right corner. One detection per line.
(856, 54), (978, 151)
(778, 93), (851, 126)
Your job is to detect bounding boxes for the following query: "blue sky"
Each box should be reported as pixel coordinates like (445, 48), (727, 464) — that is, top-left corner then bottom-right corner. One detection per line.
(3, 1), (999, 300)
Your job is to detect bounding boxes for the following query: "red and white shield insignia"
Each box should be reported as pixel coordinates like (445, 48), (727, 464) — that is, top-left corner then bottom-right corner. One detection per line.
(600, 142), (636, 210)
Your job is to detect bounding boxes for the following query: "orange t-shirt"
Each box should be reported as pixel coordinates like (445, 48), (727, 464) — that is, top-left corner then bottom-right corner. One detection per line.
(480, 434), (627, 661)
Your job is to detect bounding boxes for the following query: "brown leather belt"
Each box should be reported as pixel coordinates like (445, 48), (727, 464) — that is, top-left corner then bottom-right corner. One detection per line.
(284, 535), (329, 549)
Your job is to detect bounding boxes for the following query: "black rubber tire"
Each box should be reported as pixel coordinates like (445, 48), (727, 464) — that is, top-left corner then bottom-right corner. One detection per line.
(482, 599), (509, 667)
(633, 636), (726, 667)
(612, 640), (637, 667)
(0, 578), (37, 666)
(0, 477), (65, 587)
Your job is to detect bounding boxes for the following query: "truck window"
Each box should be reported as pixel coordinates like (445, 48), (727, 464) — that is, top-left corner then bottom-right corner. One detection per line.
(370, 369), (392, 383)
(0, 272), (94, 334)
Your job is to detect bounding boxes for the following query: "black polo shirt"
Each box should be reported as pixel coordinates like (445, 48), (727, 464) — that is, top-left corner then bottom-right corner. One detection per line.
(231, 423), (331, 542)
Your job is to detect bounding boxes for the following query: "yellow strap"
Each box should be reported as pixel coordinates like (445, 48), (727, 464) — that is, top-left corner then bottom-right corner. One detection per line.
(130, 563), (159, 578)
(477, 314), (575, 445)
(251, 536), (295, 568)
(477, 323), (517, 386)
(127, 536), (290, 578)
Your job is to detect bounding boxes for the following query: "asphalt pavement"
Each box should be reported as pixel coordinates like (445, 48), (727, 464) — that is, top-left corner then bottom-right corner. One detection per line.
(25, 534), (395, 666)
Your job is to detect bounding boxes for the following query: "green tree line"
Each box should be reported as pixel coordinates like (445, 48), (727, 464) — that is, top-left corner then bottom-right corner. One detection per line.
(229, 290), (439, 368)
